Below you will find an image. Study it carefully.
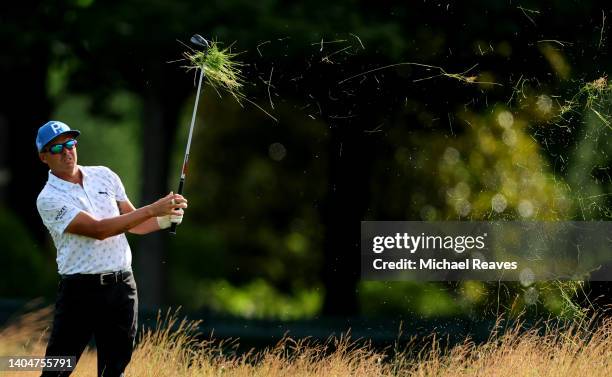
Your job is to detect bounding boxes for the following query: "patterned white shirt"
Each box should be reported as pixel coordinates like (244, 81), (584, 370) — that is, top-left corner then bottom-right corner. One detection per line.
(36, 165), (133, 275)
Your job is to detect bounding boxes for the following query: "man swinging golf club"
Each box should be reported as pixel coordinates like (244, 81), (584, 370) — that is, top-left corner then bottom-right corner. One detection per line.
(35, 120), (188, 377)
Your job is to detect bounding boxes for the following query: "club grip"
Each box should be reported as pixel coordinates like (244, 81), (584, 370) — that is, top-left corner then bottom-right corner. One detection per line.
(169, 178), (185, 235)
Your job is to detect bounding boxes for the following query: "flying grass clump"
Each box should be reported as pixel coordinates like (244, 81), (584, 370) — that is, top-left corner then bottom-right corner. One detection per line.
(183, 40), (245, 102)
(181, 39), (277, 122)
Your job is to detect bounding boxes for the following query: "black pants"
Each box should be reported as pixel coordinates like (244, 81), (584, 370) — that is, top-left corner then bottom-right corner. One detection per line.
(41, 271), (138, 377)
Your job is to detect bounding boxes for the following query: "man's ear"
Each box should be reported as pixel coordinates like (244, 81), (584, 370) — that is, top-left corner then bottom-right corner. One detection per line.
(39, 152), (48, 165)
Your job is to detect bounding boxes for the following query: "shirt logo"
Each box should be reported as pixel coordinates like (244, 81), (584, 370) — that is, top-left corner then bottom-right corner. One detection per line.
(55, 205), (68, 221)
(99, 191), (110, 196)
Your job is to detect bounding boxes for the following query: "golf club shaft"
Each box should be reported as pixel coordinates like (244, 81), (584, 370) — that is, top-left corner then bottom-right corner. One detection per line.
(170, 67), (205, 234)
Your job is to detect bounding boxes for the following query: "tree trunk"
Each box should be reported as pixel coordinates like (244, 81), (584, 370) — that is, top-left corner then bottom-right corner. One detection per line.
(1, 53), (50, 245)
(134, 63), (184, 310)
(321, 123), (371, 316)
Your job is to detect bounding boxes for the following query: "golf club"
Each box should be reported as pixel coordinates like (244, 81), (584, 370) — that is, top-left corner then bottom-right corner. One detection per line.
(170, 34), (210, 235)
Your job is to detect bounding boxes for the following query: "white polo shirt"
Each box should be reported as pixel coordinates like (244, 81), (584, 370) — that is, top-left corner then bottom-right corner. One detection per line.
(36, 165), (133, 275)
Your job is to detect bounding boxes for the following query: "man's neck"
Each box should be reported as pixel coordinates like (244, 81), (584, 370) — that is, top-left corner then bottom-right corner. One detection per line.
(51, 166), (82, 186)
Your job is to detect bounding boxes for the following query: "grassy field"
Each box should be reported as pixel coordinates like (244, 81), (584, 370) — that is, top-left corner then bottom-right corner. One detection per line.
(1, 307), (611, 376)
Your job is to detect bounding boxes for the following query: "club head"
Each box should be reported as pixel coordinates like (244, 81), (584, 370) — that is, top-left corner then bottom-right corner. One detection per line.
(190, 34), (210, 48)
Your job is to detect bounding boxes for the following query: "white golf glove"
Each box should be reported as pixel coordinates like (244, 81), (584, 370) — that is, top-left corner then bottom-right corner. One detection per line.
(157, 209), (184, 229)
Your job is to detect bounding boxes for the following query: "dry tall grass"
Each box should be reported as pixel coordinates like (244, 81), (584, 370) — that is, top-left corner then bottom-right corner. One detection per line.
(1, 307), (611, 377)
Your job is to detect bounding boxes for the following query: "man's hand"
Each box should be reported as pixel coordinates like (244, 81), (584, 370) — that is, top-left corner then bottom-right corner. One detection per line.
(122, 193), (188, 235)
(148, 192), (188, 217)
(153, 192), (187, 230)
(157, 209), (184, 230)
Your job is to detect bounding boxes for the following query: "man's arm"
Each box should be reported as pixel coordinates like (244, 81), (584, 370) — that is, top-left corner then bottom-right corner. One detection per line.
(118, 199), (163, 235)
(65, 192), (186, 240)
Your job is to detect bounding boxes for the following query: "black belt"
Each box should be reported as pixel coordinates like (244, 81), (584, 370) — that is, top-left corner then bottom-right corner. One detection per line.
(61, 270), (132, 286)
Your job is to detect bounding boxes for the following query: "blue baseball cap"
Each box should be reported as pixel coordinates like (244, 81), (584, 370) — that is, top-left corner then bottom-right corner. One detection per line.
(36, 121), (81, 152)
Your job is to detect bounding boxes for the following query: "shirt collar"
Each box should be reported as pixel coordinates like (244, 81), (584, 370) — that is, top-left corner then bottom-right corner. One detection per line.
(47, 165), (87, 191)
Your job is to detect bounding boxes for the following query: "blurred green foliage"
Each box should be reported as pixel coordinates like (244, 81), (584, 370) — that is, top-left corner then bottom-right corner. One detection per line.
(165, 94), (327, 317)
(0, 207), (55, 298)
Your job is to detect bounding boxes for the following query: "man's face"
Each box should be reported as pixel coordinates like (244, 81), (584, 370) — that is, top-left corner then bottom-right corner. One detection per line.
(39, 134), (78, 174)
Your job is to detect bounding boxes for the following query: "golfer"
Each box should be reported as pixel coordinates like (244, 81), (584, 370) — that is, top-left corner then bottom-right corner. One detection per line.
(35, 120), (187, 377)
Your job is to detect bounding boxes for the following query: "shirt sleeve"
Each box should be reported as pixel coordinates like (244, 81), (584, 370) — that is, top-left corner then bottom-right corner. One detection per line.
(36, 196), (81, 235)
(107, 168), (129, 202)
